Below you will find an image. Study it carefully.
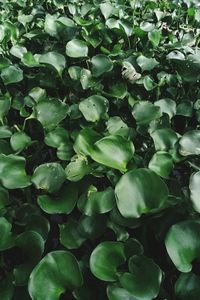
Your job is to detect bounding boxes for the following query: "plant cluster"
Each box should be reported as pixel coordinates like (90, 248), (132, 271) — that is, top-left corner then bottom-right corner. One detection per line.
(1, 0), (200, 299)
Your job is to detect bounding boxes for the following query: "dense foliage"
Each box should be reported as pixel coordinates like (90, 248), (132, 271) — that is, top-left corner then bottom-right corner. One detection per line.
(1, 0), (200, 299)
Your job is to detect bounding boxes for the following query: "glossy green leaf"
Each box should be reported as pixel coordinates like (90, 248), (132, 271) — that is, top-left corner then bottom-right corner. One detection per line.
(107, 285), (137, 300)
(91, 54), (113, 77)
(120, 255), (162, 300)
(148, 151), (173, 178)
(154, 98), (176, 119)
(34, 99), (68, 131)
(79, 95), (109, 122)
(0, 94), (11, 119)
(74, 128), (101, 156)
(179, 130), (200, 156)
(0, 154), (31, 189)
(1, 66), (23, 84)
(78, 186), (115, 216)
(28, 251), (83, 300)
(189, 171), (200, 213)
(136, 55), (159, 71)
(151, 128), (179, 151)
(59, 219), (86, 249)
(132, 101), (161, 125)
(115, 168), (169, 218)
(91, 135), (135, 171)
(175, 273), (200, 300)
(0, 217), (14, 251)
(165, 220), (200, 272)
(32, 163), (65, 193)
(66, 39), (88, 57)
(0, 186), (9, 209)
(65, 155), (91, 181)
(90, 241), (126, 281)
(106, 117), (129, 138)
(37, 184), (77, 214)
(148, 29), (161, 47)
(10, 132), (31, 152)
(39, 52), (66, 76)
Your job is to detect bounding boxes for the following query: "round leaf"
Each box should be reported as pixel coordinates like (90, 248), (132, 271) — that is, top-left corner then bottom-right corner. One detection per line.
(37, 183), (78, 214)
(32, 163), (66, 193)
(10, 132), (31, 152)
(165, 220), (200, 272)
(115, 168), (169, 218)
(91, 135), (135, 171)
(39, 52), (66, 76)
(79, 95), (109, 122)
(175, 273), (200, 300)
(148, 151), (173, 179)
(1, 66), (23, 84)
(0, 154), (31, 189)
(179, 130), (200, 156)
(90, 241), (126, 281)
(91, 54), (113, 77)
(28, 251), (83, 300)
(66, 39), (88, 58)
(189, 171), (200, 213)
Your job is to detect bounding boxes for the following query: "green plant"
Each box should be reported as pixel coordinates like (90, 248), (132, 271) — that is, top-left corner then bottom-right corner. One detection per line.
(0, 0), (200, 299)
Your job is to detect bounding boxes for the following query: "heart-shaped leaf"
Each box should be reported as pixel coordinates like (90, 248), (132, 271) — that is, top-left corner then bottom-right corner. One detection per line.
(120, 255), (162, 300)
(37, 183), (77, 214)
(90, 241), (126, 281)
(28, 251), (83, 300)
(165, 220), (200, 272)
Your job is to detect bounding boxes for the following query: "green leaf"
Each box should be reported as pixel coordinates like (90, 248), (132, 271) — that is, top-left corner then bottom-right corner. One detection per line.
(0, 154), (31, 189)
(10, 132), (31, 152)
(91, 54), (113, 77)
(34, 99), (68, 131)
(44, 14), (58, 37)
(179, 130), (200, 156)
(10, 45), (27, 59)
(106, 117), (129, 138)
(1, 66), (23, 84)
(107, 82), (127, 99)
(120, 255), (162, 300)
(91, 135), (135, 171)
(78, 186), (115, 216)
(189, 171), (200, 213)
(59, 219), (86, 249)
(0, 186), (9, 209)
(151, 128), (179, 151)
(100, 2), (114, 19)
(107, 285), (137, 300)
(28, 251), (83, 300)
(66, 39), (88, 58)
(32, 163), (66, 193)
(78, 215), (107, 240)
(79, 95), (109, 122)
(14, 231), (45, 286)
(65, 155), (91, 182)
(154, 98), (176, 119)
(0, 94), (11, 119)
(74, 128), (101, 156)
(148, 30), (161, 47)
(115, 168), (169, 218)
(175, 273), (200, 300)
(132, 101), (161, 125)
(0, 217), (14, 251)
(165, 220), (200, 272)
(37, 184), (78, 214)
(148, 151), (173, 179)
(90, 241), (126, 281)
(136, 55), (159, 71)
(39, 52), (66, 76)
